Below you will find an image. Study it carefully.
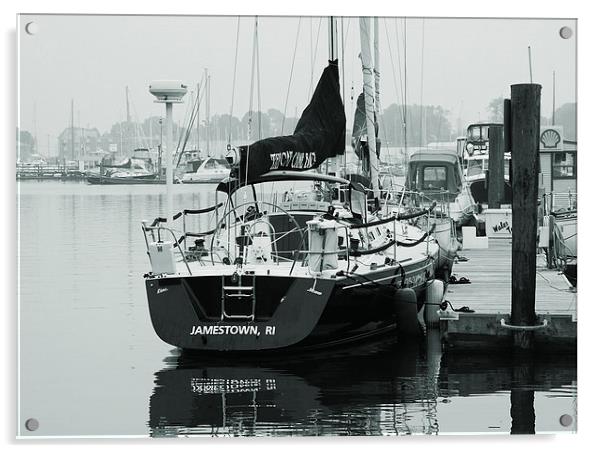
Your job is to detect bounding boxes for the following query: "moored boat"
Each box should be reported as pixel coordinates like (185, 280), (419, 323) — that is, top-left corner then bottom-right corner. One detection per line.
(142, 170), (441, 351)
(462, 123), (512, 207)
(180, 157), (231, 183)
(87, 148), (159, 184)
(141, 52), (445, 352)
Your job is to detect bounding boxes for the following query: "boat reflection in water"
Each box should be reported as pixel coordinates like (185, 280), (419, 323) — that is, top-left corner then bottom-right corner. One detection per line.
(148, 334), (576, 436)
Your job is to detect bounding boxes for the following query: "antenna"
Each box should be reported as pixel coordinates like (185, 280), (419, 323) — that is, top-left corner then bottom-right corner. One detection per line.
(527, 46), (533, 83)
(552, 70), (556, 125)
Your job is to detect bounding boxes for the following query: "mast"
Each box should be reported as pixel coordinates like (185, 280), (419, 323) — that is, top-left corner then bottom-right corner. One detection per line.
(340, 16), (347, 172)
(196, 82), (201, 151)
(33, 102), (38, 155)
(373, 18), (381, 118)
(359, 17), (380, 199)
(125, 86), (131, 152)
(70, 99), (75, 161)
(208, 74), (212, 155)
(149, 116), (153, 150)
(204, 68), (209, 158)
(328, 16), (339, 174)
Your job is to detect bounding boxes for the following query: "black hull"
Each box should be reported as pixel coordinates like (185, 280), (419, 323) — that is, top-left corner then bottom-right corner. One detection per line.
(145, 261), (434, 352)
(563, 261), (577, 288)
(469, 179), (512, 205)
(86, 175), (163, 185)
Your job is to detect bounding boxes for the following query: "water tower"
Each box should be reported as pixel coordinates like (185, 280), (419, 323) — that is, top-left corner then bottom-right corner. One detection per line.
(149, 81), (187, 227)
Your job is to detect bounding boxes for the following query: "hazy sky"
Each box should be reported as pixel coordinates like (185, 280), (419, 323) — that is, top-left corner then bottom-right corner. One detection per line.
(18, 14), (576, 155)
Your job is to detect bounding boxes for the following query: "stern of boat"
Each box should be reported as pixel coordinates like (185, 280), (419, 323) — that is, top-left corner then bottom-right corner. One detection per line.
(145, 273), (336, 351)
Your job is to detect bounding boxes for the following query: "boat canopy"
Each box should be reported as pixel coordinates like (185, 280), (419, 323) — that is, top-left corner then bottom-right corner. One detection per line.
(407, 151), (464, 194)
(408, 151), (460, 165)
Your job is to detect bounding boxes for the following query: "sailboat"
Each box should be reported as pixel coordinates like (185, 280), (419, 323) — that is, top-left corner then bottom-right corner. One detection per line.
(140, 18), (445, 352)
(86, 148), (159, 184)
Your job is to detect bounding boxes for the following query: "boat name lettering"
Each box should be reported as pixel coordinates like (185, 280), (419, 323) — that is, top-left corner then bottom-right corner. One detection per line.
(492, 221), (512, 233)
(189, 325), (275, 336)
(406, 273), (426, 288)
(269, 150), (317, 170)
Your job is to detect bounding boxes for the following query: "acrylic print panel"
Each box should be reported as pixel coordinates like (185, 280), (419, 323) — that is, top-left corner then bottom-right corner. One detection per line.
(17, 14), (577, 437)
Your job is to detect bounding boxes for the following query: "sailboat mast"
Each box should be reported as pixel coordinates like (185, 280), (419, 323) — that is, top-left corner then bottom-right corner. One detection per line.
(328, 16), (340, 174)
(340, 16), (347, 172)
(359, 17), (380, 199)
(204, 68), (210, 158)
(373, 18), (381, 118)
(70, 99), (75, 161)
(126, 86), (131, 152)
(196, 82), (201, 151)
(33, 102), (38, 155)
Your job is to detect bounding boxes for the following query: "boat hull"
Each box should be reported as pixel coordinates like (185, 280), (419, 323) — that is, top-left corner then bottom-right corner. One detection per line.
(145, 262), (434, 352)
(87, 175), (163, 185)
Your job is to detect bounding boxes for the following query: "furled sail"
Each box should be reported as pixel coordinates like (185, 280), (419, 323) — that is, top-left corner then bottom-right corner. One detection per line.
(234, 60), (345, 182)
(351, 91), (381, 174)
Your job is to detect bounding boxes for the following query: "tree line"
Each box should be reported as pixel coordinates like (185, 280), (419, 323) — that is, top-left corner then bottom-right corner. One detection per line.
(107, 102), (454, 150)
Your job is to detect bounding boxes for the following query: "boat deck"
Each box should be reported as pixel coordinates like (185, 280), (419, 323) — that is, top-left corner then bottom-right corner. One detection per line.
(446, 238), (576, 317)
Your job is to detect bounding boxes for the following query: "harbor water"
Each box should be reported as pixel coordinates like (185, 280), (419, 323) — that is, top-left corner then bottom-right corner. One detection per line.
(17, 180), (576, 437)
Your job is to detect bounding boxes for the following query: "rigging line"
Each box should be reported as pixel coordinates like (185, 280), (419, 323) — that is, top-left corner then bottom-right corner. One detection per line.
(308, 17), (323, 102)
(256, 17), (262, 140)
(281, 17), (302, 135)
(402, 18), (408, 155)
(175, 90), (194, 153)
(341, 16), (347, 171)
(183, 81), (206, 145)
(394, 19), (406, 120)
(246, 16), (258, 185)
(228, 16), (241, 146)
(175, 88), (205, 167)
(383, 19), (404, 145)
(419, 18), (425, 147)
(395, 18), (408, 157)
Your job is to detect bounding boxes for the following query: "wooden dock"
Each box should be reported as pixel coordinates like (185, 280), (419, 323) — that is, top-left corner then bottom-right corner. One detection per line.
(440, 239), (576, 351)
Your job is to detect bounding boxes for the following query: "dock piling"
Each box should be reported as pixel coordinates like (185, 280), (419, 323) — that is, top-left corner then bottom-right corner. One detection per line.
(510, 83), (542, 350)
(487, 124), (504, 209)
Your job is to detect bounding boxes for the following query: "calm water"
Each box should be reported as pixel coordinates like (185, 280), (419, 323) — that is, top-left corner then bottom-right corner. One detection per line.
(17, 180), (576, 437)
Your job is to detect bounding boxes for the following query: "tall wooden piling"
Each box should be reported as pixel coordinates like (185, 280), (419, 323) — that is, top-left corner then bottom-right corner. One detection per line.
(510, 358), (536, 434)
(510, 84), (541, 349)
(488, 125), (504, 209)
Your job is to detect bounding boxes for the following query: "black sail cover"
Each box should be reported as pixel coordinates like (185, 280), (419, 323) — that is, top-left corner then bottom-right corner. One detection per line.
(235, 60), (345, 182)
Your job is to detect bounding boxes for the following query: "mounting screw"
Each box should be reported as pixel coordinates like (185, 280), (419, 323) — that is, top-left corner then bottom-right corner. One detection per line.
(25, 22), (38, 35)
(25, 418), (39, 431)
(559, 26), (573, 39)
(559, 414), (573, 427)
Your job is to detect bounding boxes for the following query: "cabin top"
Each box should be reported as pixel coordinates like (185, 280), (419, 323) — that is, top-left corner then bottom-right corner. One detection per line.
(408, 150), (460, 165)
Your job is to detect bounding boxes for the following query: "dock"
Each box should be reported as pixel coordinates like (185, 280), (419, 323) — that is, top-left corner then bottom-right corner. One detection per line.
(16, 163), (86, 180)
(440, 238), (577, 351)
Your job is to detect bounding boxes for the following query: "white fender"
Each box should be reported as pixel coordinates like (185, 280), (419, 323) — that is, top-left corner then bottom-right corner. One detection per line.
(424, 279), (445, 328)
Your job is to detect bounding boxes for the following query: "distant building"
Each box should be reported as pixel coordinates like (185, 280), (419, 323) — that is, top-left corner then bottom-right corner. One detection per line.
(58, 127), (101, 161)
(539, 126), (576, 210)
(16, 129), (35, 162)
